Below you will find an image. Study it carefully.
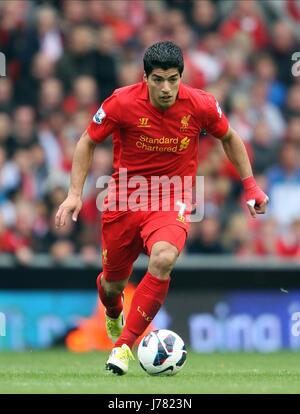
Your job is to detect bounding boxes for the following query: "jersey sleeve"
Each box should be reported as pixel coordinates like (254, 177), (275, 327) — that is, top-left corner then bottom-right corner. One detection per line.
(203, 93), (229, 139)
(87, 93), (121, 143)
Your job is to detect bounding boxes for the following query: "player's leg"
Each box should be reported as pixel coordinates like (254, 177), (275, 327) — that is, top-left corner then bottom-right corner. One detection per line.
(107, 238), (181, 375)
(106, 209), (188, 375)
(97, 273), (128, 318)
(102, 212), (145, 374)
(97, 211), (143, 343)
(96, 269), (130, 343)
(114, 224), (187, 352)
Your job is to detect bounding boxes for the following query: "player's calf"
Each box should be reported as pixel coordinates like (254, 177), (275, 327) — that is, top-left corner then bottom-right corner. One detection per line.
(105, 293), (125, 343)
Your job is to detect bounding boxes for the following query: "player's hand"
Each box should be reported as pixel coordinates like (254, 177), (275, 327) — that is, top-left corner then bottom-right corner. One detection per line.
(55, 194), (83, 228)
(242, 176), (269, 218)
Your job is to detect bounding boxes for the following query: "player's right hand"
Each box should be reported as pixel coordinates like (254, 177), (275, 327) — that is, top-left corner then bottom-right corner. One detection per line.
(242, 176), (269, 218)
(55, 195), (83, 228)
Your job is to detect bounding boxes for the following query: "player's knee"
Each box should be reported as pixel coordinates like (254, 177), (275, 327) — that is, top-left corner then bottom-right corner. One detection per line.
(102, 279), (126, 297)
(150, 244), (178, 274)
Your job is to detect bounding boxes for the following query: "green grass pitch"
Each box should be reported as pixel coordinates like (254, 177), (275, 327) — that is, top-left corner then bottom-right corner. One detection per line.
(0, 349), (299, 394)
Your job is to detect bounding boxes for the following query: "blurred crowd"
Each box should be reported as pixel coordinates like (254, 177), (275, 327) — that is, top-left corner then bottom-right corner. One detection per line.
(1, 0), (300, 265)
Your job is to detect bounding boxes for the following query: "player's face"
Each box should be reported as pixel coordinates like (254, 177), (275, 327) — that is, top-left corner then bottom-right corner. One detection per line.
(146, 68), (181, 110)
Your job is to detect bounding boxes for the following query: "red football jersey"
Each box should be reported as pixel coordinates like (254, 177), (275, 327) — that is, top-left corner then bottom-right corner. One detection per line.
(87, 81), (229, 211)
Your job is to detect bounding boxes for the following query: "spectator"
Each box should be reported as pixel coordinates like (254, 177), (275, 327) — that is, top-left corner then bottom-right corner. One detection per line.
(191, 0), (221, 37)
(51, 239), (75, 263)
(286, 116), (300, 148)
(93, 26), (118, 100)
(266, 143), (300, 227)
(96, 0), (137, 44)
(252, 120), (280, 174)
(269, 20), (299, 86)
(0, 145), (20, 199)
(0, 78), (14, 113)
(61, 0), (88, 27)
(46, 208), (78, 256)
(228, 92), (253, 142)
(35, 5), (63, 61)
(38, 77), (64, 117)
(0, 112), (15, 157)
(10, 106), (38, 155)
(276, 219), (300, 258)
(62, 75), (99, 116)
(14, 52), (56, 106)
(31, 200), (50, 252)
(220, 0), (269, 49)
(0, 211), (28, 259)
(284, 83), (300, 119)
(252, 53), (287, 108)
(55, 26), (95, 93)
(186, 217), (226, 254)
(0, 1), (38, 81)
(117, 62), (142, 87)
(248, 80), (286, 140)
(255, 217), (300, 259)
(37, 110), (64, 170)
(253, 217), (280, 256)
(223, 213), (254, 255)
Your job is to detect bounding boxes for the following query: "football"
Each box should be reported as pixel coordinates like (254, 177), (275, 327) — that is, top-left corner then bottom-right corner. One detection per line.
(137, 329), (187, 375)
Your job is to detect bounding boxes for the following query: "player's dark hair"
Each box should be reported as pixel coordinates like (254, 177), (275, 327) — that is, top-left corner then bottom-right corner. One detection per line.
(143, 41), (184, 77)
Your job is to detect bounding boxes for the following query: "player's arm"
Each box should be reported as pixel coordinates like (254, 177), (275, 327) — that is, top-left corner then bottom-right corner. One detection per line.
(55, 130), (96, 227)
(219, 127), (269, 217)
(203, 93), (268, 218)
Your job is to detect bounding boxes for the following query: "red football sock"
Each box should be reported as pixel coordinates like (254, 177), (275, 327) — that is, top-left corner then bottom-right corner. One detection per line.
(115, 271), (170, 349)
(96, 272), (123, 319)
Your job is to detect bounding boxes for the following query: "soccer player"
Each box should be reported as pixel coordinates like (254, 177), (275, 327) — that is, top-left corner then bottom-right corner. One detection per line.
(55, 41), (268, 375)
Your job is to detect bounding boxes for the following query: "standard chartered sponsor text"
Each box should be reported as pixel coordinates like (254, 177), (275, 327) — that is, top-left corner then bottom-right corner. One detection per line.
(136, 135), (189, 152)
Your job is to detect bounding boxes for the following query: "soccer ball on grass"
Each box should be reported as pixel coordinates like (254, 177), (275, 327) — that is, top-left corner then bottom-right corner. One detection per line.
(137, 329), (187, 375)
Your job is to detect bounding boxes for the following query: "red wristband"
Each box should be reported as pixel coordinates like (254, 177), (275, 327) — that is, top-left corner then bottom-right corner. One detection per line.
(242, 176), (268, 208)
(242, 176), (256, 190)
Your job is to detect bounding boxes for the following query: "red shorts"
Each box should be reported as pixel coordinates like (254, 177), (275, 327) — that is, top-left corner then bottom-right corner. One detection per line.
(101, 209), (190, 282)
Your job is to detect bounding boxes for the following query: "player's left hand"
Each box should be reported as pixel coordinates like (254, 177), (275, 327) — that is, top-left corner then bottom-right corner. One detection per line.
(242, 176), (269, 218)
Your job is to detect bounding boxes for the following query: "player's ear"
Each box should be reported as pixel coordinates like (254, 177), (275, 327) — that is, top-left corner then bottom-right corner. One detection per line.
(143, 72), (148, 83)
